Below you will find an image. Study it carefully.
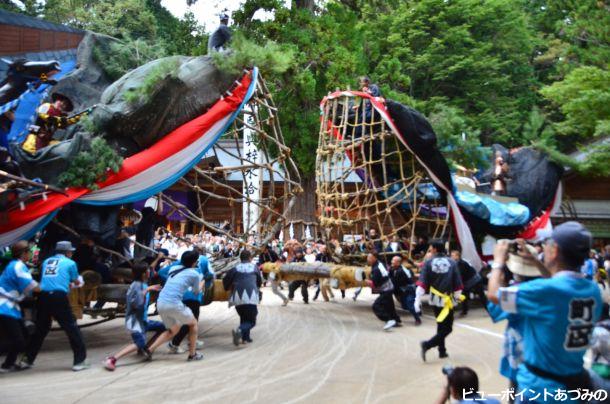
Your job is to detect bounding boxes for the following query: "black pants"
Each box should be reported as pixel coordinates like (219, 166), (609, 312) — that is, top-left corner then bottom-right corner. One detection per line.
(372, 291), (400, 322)
(171, 300), (200, 346)
(235, 304), (257, 341)
(288, 281), (308, 303)
(461, 281), (486, 314)
(423, 306), (453, 355)
(25, 291), (87, 365)
(0, 315), (27, 369)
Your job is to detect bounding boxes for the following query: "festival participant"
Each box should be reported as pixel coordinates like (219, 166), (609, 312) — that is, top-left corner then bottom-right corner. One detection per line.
(22, 241), (89, 371)
(358, 76), (381, 98)
(21, 93), (82, 154)
(103, 262), (163, 371)
(287, 248), (309, 304)
(314, 245), (335, 302)
(412, 235), (429, 258)
(0, 241), (39, 373)
(146, 250), (204, 362)
(487, 222), (604, 402)
(416, 240), (463, 361)
(366, 252), (400, 331)
(367, 228), (383, 254)
(208, 13), (232, 53)
(434, 366), (500, 404)
(451, 250), (485, 317)
(580, 249), (598, 281)
(485, 241), (545, 403)
(258, 244), (288, 306)
(166, 247), (213, 353)
(385, 235), (405, 261)
(304, 247), (317, 263)
(389, 255), (421, 325)
(491, 151), (510, 196)
(223, 250), (262, 345)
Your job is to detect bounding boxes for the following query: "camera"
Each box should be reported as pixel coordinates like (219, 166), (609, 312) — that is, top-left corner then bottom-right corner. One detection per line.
(442, 365), (454, 376)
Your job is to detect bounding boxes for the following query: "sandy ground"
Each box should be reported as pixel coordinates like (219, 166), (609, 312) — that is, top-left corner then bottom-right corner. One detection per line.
(0, 287), (508, 404)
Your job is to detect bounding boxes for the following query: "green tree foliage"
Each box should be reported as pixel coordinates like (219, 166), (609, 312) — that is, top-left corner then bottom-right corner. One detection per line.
(42, 0), (205, 56)
(233, 1), (369, 175)
(362, 0), (537, 145)
(428, 104), (489, 169)
(146, 0), (207, 55)
(0, 0), (40, 15)
(43, 0), (158, 40)
(212, 33), (295, 76)
(123, 56), (182, 104)
(58, 138), (124, 190)
(541, 66), (610, 141)
(93, 37), (167, 81)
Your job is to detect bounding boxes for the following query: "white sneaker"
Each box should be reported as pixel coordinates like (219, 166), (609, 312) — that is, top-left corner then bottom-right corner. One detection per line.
(17, 360), (33, 370)
(196, 340), (205, 349)
(383, 319), (397, 331)
(167, 342), (186, 354)
(72, 360), (90, 371)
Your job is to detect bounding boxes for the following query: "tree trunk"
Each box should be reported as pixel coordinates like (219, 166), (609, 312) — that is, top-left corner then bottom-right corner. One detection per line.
(295, 0), (315, 11)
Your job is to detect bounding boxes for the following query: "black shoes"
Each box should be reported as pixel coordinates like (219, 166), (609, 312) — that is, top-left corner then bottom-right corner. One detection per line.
(420, 341), (428, 362)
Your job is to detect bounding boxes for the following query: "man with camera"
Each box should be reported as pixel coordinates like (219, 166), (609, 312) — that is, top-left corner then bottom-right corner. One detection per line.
(487, 221), (604, 402)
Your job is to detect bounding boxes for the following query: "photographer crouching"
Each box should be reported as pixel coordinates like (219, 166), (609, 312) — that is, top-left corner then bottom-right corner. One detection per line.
(434, 366), (500, 404)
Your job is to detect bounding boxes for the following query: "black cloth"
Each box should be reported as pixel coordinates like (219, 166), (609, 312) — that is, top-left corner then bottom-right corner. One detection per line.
(258, 250), (280, 266)
(461, 279), (486, 315)
(372, 291), (399, 322)
(315, 252), (331, 263)
(390, 265), (415, 291)
(171, 299), (200, 346)
(0, 315), (27, 369)
(390, 265), (420, 321)
(208, 24), (232, 51)
(412, 242), (428, 257)
(423, 306), (454, 355)
(135, 207), (160, 258)
(370, 261), (392, 291)
(72, 243), (95, 272)
(288, 280), (308, 303)
(385, 100), (452, 195)
(456, 259), (477, 288)
(25, 291), (87, 365)
(418, 255), (463, 296)
(525, 363), (593, 393)
(236, 304), (257, 341)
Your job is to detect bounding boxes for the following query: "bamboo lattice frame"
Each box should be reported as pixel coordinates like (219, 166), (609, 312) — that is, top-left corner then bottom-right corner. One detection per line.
(316, 93), (448, 260)
(164, 72), (302, 250)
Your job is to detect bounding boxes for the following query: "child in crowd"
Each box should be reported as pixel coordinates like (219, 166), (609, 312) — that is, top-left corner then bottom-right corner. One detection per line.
(104, 261), (163, 371)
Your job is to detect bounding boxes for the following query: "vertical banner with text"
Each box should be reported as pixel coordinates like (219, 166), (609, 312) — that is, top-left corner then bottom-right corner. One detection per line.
(242, 103), (261, 236)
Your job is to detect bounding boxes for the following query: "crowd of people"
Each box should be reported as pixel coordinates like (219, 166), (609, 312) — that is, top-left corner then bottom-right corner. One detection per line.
(1, 220), (609, 404)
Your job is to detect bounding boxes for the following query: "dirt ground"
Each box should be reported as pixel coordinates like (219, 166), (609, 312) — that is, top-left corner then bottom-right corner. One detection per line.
(0, 287), (508, 404)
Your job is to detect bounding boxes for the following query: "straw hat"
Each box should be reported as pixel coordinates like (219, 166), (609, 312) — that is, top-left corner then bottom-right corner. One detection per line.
(507, 244), (542, 277)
